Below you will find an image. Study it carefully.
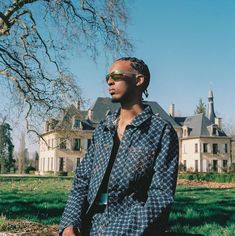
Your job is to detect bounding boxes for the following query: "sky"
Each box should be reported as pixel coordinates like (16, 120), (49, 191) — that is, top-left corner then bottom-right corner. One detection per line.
(69, 0), (235, 122)
(1, 0), (235, 152)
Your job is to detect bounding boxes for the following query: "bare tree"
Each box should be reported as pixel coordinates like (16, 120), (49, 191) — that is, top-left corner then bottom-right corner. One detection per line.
(0, 0), (132, 132)
(223, 118), (235, 136)
(15, 132), (29, 173)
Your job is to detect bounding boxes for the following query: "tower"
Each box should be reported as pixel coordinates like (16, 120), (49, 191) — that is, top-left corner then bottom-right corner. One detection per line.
(207, 90), (216, 123)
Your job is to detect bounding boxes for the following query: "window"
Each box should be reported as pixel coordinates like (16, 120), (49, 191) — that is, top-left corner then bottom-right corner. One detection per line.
(212, 160), (218, 172)
(223, 160), (227, 168)
(73, 119), (81, 128)
(59, 158), (64, 171)
(73, 139), (81, 151)
(51, 157), (53, 170)
(183, 160), (187, 171)
(47, 157), (50, 171)
(212, 127), (217, 135)
(48, 139), (50, 150)
(60, 139), (67, 149)
(212, 144), (218, 154)
(203, 143), (208, 153)
(195, 143), (198, 153)
(195, 160), (199, 172)
(77, 158), (80, 167)
(87, 139), (92, 148)
(224, 144), (228, 153)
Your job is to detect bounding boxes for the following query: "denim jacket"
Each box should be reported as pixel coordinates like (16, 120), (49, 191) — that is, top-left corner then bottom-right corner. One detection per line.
(59, 105), (179, 236)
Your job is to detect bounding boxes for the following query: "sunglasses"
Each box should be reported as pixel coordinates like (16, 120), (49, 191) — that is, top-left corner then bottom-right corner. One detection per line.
(105, 70), (138, 83)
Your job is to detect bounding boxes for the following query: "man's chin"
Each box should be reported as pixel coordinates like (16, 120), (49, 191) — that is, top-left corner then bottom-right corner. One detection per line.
(111, 98), (120, 103)
(111, 96), (121, 103)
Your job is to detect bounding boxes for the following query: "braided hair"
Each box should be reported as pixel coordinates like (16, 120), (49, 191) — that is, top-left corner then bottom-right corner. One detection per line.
(115, 57), (150, 98)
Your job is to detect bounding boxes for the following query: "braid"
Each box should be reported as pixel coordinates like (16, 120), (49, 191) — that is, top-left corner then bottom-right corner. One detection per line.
(116, 57), (150, 97)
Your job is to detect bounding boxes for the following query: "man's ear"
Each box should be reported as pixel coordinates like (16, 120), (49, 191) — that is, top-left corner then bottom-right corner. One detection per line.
(136, 75), (145, 87)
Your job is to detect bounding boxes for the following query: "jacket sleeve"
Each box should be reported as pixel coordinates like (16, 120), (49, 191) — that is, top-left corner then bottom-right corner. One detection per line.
(105, 124), (179, 236)
(58, 133), (96, 235)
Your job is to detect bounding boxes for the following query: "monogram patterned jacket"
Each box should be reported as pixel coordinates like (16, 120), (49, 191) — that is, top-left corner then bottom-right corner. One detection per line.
(59, 105), (179, 236)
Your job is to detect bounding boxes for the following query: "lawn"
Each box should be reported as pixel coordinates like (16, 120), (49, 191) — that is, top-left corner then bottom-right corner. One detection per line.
(0, 176), (235, 236)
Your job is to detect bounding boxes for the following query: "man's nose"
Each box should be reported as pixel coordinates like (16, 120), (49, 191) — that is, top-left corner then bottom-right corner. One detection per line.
(107, 77), (115, 85)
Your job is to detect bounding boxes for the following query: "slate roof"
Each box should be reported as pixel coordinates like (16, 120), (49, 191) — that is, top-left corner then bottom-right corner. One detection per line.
(182, 113), (227, 137)
(90, 97), (181, 129)
(174, 117), (187, 126)
(54, 104), (93, 130)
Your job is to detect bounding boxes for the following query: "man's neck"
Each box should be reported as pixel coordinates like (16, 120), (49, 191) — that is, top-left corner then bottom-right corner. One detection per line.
(119, 102), (144, 125)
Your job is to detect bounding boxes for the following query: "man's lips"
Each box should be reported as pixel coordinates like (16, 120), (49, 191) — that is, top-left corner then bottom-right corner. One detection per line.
(109, 89), (115, 95)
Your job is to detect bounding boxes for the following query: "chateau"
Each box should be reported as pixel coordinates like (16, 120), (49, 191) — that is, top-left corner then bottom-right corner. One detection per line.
(39, 91), (232, 174)
(172, 90), (230, 172)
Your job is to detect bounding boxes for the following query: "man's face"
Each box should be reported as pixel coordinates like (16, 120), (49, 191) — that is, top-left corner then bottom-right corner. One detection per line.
(106, 60), (138, 103)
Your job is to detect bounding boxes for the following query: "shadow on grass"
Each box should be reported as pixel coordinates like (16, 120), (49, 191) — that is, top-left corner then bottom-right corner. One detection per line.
(169, 187), (235, 230)
(163, 233), (204, 236)
(0, 191), (66, 224)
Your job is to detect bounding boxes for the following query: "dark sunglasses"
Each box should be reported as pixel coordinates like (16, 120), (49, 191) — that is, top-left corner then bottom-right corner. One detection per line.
(105, 70), (138, 83)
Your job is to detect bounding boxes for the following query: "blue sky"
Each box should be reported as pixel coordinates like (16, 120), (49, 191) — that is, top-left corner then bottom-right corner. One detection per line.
(69, 0), (235, 123)
(1, 0), (235, 151)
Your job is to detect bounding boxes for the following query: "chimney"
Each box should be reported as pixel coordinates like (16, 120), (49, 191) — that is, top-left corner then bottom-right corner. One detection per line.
(75, 101), (81, 110)
(44, 121), (50, 132)
(168, 104), (175, 117)
(88, 109), (93, 120)
(207, 90), (216, 123)
(215, 117), (222, 129)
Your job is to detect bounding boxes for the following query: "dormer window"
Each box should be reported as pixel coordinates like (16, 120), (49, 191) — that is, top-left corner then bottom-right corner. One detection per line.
(212, 127), (217, 135)
(182, 126), (189, 137)
(74, 119), (81, 128)
(73, 116), (82, 129)
(207, 124), (218, 136)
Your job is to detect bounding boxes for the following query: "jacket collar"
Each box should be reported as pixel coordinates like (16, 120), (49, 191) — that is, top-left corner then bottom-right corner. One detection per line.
(104, 105), (153, 130)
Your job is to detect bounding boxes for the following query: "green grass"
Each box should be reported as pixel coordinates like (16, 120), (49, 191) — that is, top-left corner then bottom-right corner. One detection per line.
(0, 176), (235, 235)
(169, 186), (235, 236)
(0, 176), (72, 225)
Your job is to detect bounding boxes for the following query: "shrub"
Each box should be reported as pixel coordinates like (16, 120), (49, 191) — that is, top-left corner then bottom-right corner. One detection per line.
(178, 172), (235, 183)
(0, 214), (7, 231)
(56, 171), (68, 176)
(44, 171), (54, 176)
(24, 166), (36, 174)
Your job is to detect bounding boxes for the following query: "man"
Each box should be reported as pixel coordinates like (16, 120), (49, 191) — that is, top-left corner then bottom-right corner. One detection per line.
(59, 57), (179, 236)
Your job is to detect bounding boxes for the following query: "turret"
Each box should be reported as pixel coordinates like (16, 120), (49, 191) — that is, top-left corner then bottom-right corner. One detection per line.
(207, 90), (216, 123)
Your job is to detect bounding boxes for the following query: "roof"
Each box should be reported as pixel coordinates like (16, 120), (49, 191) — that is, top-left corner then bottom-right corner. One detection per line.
(91, 97), (181, 129)
(54, 104), (93, 130)
(174, 116), (187, 126)
(182, 113), (227, 137)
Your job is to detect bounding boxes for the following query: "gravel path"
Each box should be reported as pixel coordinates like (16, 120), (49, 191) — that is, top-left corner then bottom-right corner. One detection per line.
(177, 179), (235, 188)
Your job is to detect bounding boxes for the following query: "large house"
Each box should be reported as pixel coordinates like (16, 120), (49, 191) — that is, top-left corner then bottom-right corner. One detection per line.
(38, 98), (179, 174)
(39, 92), (231, 174)
(39, 102), (94, 174)
(172, 90), (230, 172)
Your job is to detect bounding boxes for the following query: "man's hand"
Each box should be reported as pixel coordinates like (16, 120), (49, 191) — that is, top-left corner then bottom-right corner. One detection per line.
(62, 226), (81, 236)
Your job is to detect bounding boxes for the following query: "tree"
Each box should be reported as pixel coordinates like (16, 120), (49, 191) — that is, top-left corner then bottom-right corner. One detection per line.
(194, 98), (206, 115)
(0, 1), (132, 131)
(33, 150), (39, 170)
(0, 121), (14, 173)
(16, 132), (29, 174)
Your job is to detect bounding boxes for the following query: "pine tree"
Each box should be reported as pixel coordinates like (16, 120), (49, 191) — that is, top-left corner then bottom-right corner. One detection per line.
(0, 123), (14, 173)
(195, 98), (206, 115)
